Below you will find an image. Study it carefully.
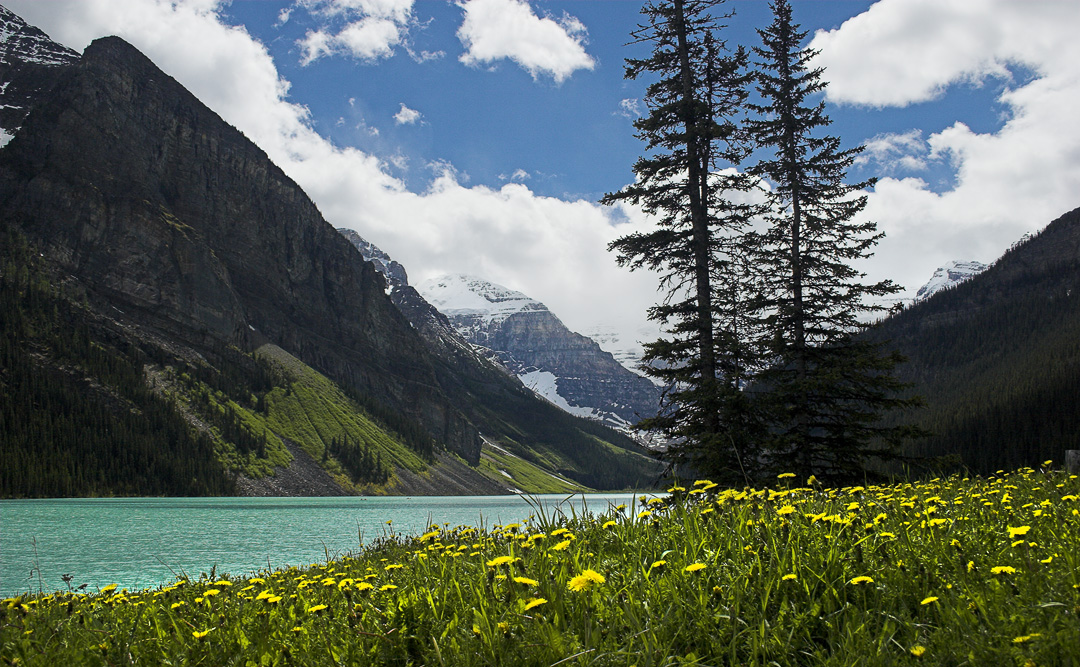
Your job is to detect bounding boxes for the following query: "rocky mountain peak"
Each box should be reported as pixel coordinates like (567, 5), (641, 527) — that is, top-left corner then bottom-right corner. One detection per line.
(418, 274), (546, 324)
(0, 4), (79, 67)
(0, 4), (79, 145)
(337, 227), (408, 289)
(914, 260), (989, 302)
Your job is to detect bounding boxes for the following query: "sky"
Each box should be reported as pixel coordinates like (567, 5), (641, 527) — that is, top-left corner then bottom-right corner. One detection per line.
(9, 0), (1080, 359)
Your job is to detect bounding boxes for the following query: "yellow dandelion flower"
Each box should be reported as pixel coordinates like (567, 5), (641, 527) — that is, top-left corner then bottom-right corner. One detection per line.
(567, 569), (605, 592)
(967, 560), (975, 572)
(910, 645), (926, 657)
(523, 597), (547, 611)
(486, 556), (515, 567)
(650, 559), (667, 570)
(255, 590), (272, 601)
(782, 574), (797, 581)
(684, 562), (707, 573)
(550, 539), (572, 552)
(849, 576), (874, 585)
(356, 582), (374, 592)
(99, 584), (118, 595)
(991, 566), (1016, 575)
(203, 589), (220, 597)
(1012, 634), (1041, 644)
(513, 577), (538, 586)
(384, 564), (404, 572)
(637, 510), (653, 519)
(602, 520), (617, 528)
(307, 604), (328, 613)
(170, 602), (185, 610)
(1040, 555), (1053, 564)
(1007, 525), (1031, 538)
(776, 505), (795, 515)
(379, 584), (398, 592)
(211, 580), (232, 586)
(192, 629), (212, 639)
(266, 595), (283, 604)
(550, 528), (570, 537)
(920, 596), (938, 605)
(248, 578), (265, 584)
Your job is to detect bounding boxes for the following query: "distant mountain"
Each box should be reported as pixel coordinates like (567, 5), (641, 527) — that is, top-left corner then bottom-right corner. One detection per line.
(417, 274), (661, 430)
(914, 260), (988, 302)
(872, 207), (1080, 474)
(0, 11), (659, 498)
(0, 4), (79, 145)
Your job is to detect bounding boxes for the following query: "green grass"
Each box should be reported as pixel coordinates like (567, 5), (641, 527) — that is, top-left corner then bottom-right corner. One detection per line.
(476, 440), (589, 494)
(4, 465), (1078, 666)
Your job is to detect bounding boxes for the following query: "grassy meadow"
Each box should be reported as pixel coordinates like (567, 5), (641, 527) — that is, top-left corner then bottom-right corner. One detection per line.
(2, 465), (1078, 666)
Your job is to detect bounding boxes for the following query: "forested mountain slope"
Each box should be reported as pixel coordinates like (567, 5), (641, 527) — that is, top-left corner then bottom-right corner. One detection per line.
(872, 206), (1080, 473)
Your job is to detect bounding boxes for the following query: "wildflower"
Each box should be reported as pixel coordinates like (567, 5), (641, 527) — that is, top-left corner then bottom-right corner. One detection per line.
(550, 528), (570, 537)
(1008, 525), (1031, 538)
(513, 577), (538, 586)
(192, 629), (212, 639)
(849, 576), (874, 585)
(991, 566), (1016, 575)
(920, 596), (939, 605)
(379, 584), (398, 592)
(776, 505), (796, 516)
(782, 574), (797, 581)
(967, 561), (975, 572)
(777, 473), (796, 479)
(650, 560), (666, 570)
(211, 580), (232, 587)
(248, 578), (265, 584)
(99, 584), (118, 595)
(266, 595), (283, 604)
(1040, 555), (1053, 564)
(523, 597), (547, 611)
(567, 569), (605, 592)
(551, 540), (573, 552)
(637, 510), (653, 519)
(910, 646), (926, 657)
(355, 582), (374, 592)
(602, 520), (617, 528)
(170, 602), (185, 610)
(255, 590), (273, 601)
(384, 564), (404, 572)
(486, 556), (515, 567)
(203, 589), (220, 597)
(684, 563), (707, 573)
(1013, 634), (1041, 644)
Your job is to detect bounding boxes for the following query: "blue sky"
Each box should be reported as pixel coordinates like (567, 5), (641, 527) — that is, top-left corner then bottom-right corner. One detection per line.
(11, 0), (1080, 360)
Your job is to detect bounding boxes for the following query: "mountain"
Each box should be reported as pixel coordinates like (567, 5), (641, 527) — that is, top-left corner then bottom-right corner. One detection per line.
(871, 206), (1080, 474)
(417, 274), (662, 430)
(0, 14), (659, 497)
(913, 260), (988, 302)
(0, 4), (79, 146)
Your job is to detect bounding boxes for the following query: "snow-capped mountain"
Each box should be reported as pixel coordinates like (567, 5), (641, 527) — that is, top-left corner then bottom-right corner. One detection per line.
(0, 4), (79, 146)
(418, 274), (661, 430)
(914, 260), (989, 302)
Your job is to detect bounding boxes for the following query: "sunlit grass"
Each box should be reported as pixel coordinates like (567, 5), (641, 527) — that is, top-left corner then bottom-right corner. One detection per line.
(3, 465), (1078, 666)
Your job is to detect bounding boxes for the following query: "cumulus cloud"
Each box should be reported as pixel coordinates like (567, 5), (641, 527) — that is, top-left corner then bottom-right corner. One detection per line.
(812, 0), (1080, 298)
(856, 130), (929, 173)
(296, 0), (413, 64)
(393, 103), (422, 125)
(456, 0), (595, 83)
(5, 0), (657, 354)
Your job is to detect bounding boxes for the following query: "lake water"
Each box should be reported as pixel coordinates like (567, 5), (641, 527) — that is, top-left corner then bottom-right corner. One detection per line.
(0, 494), (641, 597)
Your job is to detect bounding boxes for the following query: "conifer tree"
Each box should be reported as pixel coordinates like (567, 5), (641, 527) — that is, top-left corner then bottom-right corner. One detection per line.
(602, 0), (764, 482)
(746, 0), (918, 482)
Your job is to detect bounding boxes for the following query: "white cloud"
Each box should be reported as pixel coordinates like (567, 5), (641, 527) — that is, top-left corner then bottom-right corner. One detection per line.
(393, 103), (422, 125)
(296, 0), (413, 64)
(856, 129), (929, 172)
(456, 0), (595, 83)
(617, 98), (641, 119)
(499, 169), (530, 182)
(812, 0), (1080, 298)
(4, 0), (656, 355)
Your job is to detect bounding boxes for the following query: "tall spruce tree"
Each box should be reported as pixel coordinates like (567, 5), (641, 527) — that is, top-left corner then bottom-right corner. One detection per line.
(747, 0), (919, 482)
(602, 0), (764, 482)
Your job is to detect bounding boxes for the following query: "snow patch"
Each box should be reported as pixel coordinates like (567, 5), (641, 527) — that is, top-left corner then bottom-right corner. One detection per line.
(518, 370), (596, 419)
(914, 260), (988, 302)
(417, 274), (545, 326)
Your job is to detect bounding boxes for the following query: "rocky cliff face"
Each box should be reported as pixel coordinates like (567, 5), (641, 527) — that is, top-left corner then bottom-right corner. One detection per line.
(418, 274), (661, 429)
(0, 35), (482, 463)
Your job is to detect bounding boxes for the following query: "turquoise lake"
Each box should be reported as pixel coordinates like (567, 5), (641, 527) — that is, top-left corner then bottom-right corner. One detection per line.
(0, 494), (641, 597)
